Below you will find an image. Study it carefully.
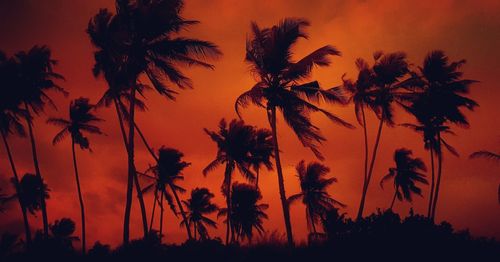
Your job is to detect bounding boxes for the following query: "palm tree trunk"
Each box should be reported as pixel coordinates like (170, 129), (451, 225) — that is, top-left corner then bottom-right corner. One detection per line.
(427, 146), (435, 218)
(308, 208), (317, 235)
(23, 103), (49, 237)
(430, 132), (443, 221)
(116, 94), (148, 242)
(159, 189), (164, 243)
(149, 191), (157, 232)
(168, 183), (193, 240)
(357, 116), (384, 220)
(255, 170), (260, 189)
(1, 131), (31, 246)
(390, 191), (397, 210)
(361, 106), (369, 184)
(269, 107), (294, 247)
(224, 161), (234, 245)
(71, 139), (86, 253)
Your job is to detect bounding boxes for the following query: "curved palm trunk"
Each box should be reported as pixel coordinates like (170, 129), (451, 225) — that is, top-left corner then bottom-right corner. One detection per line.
(133, 121), (193, 240)
(357, 116), (384, 220)
(149, 191), (157, 232)
(269, 107), (294, 247)
(430, 132), (443, 221)
(23, 103), (49, 237)
(168, 183), (193, 240)
(427, 146), (435, 218)
(115, 95), (148, 243)
(390, 190), (397, 210)
(224, 161), (234, 245)
(1, 132), (31, 246)
(254, 170), (260, 189)
(71, 139), (86, 253)
(159, 189), (164, 243)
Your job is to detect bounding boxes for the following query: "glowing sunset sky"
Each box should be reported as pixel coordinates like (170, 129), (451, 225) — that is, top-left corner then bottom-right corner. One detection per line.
(0, 0), (499, 246)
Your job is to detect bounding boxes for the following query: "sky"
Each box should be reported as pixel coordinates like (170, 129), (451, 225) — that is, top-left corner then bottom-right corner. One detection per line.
(0, 0), (499, 247)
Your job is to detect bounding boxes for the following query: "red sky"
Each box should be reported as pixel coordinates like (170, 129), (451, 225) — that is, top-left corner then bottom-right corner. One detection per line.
(0, 0), (499, 247)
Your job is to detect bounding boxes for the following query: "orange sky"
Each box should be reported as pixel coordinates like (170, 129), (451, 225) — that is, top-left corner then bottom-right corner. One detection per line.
(0, 0), (499, 247)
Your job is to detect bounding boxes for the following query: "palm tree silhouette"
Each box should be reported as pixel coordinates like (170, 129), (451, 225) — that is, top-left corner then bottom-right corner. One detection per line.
(343, 51), (411, 220)
(87, 0), (220, 243)
(13, 45), (65, 237)
(203, 118), (273, 244)
(0, 52), (32, 245)
(142, 147), (190, 243)
(50, 218), (79, 250)
(235, 18), (353, 246)
(406, 50), (478, 220)
(218, 183), (268, 244)
(47, 98), (103, 253)
(470, 150), (500, 203)
(288, 161), (345, 239)
(380, 148), (428, 210)
(181, 188), (218, 241)
(17, 173), (50, 216)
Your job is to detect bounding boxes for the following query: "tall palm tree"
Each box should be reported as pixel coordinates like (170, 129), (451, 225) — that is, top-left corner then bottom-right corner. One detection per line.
(142, 147), (191, 243)
(47, 98), (103, 253)
(470, 150), (500, 203)
(288, 161), (345, 237)
(0, 52), (32, 246)
(380, 148), (428, 210)
(13, 45), (65, 237)
(343, 52), (411, 220)
(203, 118), (273, 244)
(87, 0), (220, 243)
(235, 18), (352, 246)
(181, 188), (218, 241)
(218, 183), (268, 244)
(407, 50), (478, 220)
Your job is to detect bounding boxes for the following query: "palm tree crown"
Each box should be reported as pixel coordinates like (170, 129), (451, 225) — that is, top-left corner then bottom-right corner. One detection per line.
(236, 18), (353, 158)
(288, 161), (345, 234)
(182, 188), (218, 240)
(17, 173), (50, 215)
(380, 148), (428, 208)
(219, 183), (268, 243)
(47, 98), (103, 149)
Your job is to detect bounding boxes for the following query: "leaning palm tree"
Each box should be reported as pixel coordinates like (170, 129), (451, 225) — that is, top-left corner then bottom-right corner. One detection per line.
(181, 188), (218, 241)
(346, 52), (412, 220)
(0, 52), (32, 245)
(288, 161), (345, 238)
(203, 118), (273, 244)
(219, 183), (268, 244)
(470, 149), (500, 203)
(13, 45), (65, 237)
(407, 50), (478, 220)
(87, 0), (221, 243)
(47, 98), (103, 253)
(380, 148), (428, 210)
(235, 18), (352, 246)
(142, 147), (191, 243)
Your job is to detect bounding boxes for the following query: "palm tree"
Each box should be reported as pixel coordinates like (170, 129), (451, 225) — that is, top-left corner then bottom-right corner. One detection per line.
(250, 129), (274, 188)
(0, 52), (32, 246)
(13, 45), (65, 237)
(343, 52), (411, 220)
(380, 148), (428, 210)
(407, 50), (478, 220)
(470, 150), (500, 203)
(17, 173), (50, 216)
(235, 18), (353, 246)
(288, 161), (345, 238)
(87, 0), (220, 243)
(219, 183), (268, 243)
(203, 118), (273, 244)
(47, 98), (103, 253)
(142, 147), (191, 243)
(181, 188), (218, 241)
(50, 218), (79, 250)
